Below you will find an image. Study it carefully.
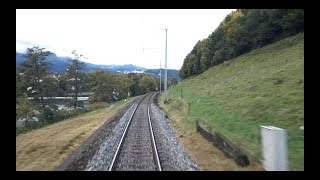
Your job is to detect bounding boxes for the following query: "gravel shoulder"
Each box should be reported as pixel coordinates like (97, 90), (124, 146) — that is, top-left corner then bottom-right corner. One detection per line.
(150, 93), (199, 171)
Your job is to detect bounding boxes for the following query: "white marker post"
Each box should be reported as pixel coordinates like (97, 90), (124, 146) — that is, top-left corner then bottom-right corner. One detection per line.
(260, 125), (289, 171)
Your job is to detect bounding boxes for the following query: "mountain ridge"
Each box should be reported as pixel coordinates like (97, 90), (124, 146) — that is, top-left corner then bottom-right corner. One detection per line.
(16, 52), (180, 81)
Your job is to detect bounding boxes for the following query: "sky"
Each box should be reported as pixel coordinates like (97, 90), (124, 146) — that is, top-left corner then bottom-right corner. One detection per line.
(16, 9), (234, 70)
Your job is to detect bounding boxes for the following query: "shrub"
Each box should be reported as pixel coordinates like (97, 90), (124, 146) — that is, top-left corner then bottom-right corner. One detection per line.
(87, 102), (109, 111)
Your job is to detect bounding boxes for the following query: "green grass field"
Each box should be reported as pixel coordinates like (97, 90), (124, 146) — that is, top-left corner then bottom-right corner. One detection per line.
(160, 33), (304, 170)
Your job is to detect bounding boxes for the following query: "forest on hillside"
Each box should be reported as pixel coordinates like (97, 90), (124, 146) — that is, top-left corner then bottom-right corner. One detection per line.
(180, 9), (304, 79)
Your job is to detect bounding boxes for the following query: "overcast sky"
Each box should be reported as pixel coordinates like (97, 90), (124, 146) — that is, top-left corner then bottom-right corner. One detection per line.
(16, 9), (234, 70)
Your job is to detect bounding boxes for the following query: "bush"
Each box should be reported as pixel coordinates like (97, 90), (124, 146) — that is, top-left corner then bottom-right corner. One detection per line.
(52, 108), (87, 122)
(87, 102), (109, 111)
(16, 102), (109, 136)
(16, 120), (44, 136)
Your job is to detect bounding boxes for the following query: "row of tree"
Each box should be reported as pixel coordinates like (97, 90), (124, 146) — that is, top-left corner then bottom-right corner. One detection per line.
(87, 70), (159, 103)
(16, 46), (166, 126)
(180, 9), (304, 79)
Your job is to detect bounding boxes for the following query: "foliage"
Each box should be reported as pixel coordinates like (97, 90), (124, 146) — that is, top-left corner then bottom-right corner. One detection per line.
(16, 69), (28, 101)
(16, 93), (35, 125)
(88, 70), (112, 103)
(66, 50), (87, 108)
(86, 102), (109, 112)
(18, 46), (51, 107)
(16, 101), (110, 136)
(115, 74), (134, 100)
(180, 9), (304, 79)
(169, 78), (178, 87)
(16, 46), (168, 135)
(139, 76), (157, 94)
(127, 73), (141, 96)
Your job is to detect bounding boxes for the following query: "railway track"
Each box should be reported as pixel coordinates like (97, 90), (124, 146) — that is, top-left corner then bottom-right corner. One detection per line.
(108, 92), (162, 171)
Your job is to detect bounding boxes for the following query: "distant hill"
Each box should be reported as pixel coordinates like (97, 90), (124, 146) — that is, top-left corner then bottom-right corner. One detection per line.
(16, 52), (180, 81)
(144, 69), (180, 81)
(17, 52), (72, 73)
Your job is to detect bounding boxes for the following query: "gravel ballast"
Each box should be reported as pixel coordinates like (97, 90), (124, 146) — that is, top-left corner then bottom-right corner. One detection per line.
(150, 93), (199, 171)
(57, 93), (199, 171)
(85, 103), (138, 170)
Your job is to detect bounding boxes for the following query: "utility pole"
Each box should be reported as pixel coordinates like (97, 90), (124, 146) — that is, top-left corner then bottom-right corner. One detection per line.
(159, 58), (161, 94)
(164, 29), (168, 100)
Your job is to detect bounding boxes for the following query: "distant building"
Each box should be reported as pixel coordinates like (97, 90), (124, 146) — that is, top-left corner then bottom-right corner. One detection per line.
(67, 92), (94, 96)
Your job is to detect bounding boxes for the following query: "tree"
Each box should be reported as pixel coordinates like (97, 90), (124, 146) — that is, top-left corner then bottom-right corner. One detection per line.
(193, 55), (201, 75)
(57, 74), (68, 96)
(281, 9), (304, 35)
(180, 56), (190, 80)
(128, 73), (141, 96)
(16, 69), (28, 101)
(18, 46), (51, 108)
(66, 50), (86, 108)
(88, 70), (112, 103)
(169, 78), (178, 87)
(200, 38), (212, 72)
(42, 76), (59, 97)
(116, 74), (134, 100)
(186, 54), (195, 77)
(16, 93), (35, 126)
(139, 76), (157, 94)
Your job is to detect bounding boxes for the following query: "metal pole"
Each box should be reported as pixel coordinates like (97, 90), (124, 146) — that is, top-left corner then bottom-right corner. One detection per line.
(164, 29), (168, 100)
(160, 58), (161, 94)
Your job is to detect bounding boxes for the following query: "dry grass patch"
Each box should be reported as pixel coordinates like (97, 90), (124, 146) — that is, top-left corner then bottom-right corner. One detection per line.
(180, 131), (263, 171)
(16, 98), (136, 171)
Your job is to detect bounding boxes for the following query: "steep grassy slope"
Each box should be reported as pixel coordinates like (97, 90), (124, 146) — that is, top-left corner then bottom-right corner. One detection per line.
(160, 33), (304, 170)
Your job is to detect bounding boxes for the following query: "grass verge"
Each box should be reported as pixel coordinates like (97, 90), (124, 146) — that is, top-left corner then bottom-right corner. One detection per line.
(16, 96), (138, 170)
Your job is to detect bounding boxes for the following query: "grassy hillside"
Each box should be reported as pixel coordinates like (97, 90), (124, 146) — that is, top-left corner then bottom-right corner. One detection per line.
(160, 33), (304, 170)
(16, 96), (138, 170)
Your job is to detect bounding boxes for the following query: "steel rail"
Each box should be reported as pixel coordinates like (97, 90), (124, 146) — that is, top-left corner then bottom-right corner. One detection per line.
(148, 105), (162, 171)
(108, 92), (162, 171)
(108, 95), (148, 171)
